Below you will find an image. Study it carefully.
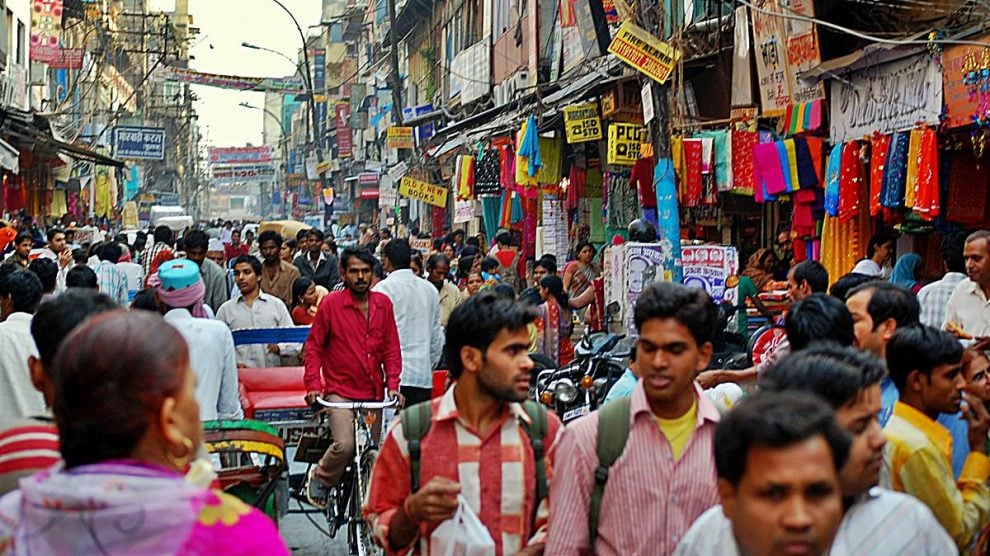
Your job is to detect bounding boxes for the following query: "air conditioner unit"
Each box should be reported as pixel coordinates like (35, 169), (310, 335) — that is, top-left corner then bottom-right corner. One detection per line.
(495, 70), (529, 107)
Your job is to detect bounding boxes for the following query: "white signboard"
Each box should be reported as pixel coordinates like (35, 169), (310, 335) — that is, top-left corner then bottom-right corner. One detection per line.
(830, 54), (942, 143)
(682, 245), (739, 304)
(453, 199), (474, 223)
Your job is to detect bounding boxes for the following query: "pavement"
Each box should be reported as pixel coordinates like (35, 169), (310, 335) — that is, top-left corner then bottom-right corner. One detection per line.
(279, 446), (349, 554)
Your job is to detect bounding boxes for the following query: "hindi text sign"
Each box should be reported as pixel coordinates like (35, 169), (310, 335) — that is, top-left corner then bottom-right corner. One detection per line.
(607, 21), (680, 84)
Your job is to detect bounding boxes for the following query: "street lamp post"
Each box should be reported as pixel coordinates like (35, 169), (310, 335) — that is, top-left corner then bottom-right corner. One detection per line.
(240, 101), (290, 219)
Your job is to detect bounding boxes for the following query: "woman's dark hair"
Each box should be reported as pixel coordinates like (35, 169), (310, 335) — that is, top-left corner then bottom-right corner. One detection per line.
(130, 288), (160, 312)
(496, 232), (512, 246)
(762, 345), (886, 410)
(445, 293), (538, 379)
(292, 276), (313, 309)
(460, 245), (480, 258)
(285, 239), (297, 251)
(886, 325), (963, 393)
(65, 265), (98, 289)
(27, 257), (58, 293)
(480, 256), (500, 273)
(634, 282), (716, 346)
(457, 255), (476, 281)
(411, 252), (423, 272)
(866, 229), (898, 258)
(339, 245), (376, 271)
(575, 241), (594, 258)
(539, 275), (569, 309)
(535, 256), (557, 275)
(715, 391), (851, 486)
(829, 273), (876, 301)
(232, 254), (262, 275)
(784, 294), (855, 351)
(465, 236), (480, 248)
(53, 311), (189, 468)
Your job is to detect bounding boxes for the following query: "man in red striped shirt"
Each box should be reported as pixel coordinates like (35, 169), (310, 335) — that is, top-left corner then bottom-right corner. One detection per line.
(547, 282), (720, 555)
(0, 289), (117, 494)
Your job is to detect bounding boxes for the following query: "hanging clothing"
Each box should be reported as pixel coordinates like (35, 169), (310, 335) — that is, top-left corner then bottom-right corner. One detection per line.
(869, 133), (892, 216)
(682, 139), (704, 207)
(881, 131), (910, 210)
(914, 128), (940, 221)
(838, 141), (864, 222)
(630, 156), (657, 208)
(905, 129), (923, 209)
(474, 148), (502, 196)
(824, 142), (843, 217)
(534, 301), (575, 367)
(731, 130), (758, 196)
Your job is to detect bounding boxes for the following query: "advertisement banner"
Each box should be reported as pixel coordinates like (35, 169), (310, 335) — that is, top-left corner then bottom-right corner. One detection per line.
(399, 177), (448, 207)
(336, 104), (352, 157)
(48, 48), (84, 69)
(563, 102), (603, 143)
(114, 126), (165, 160)
(208, 146), (273, 165)
(158, 66), (306, 94)
(682, 245), (739, 304)
(607, 21), (680, 84)
(750, 0), (790, 116)
(454, 199), (474, 223)
(782, 0), (825, 104)
(624, 243), (667, 333)
(312, 49), (328, 151)
(829, 54), (942, 143)
(607, 123), (645, 166)
(211, 164), (276, 185)
(401, 104), (435, 142)
(386, 127), (414, 149)
(30, 0), (63, 63)
(942, 34), (990, 129)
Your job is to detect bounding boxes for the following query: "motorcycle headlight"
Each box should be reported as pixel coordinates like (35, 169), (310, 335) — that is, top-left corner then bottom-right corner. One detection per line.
(592, 378), (609, 397)
(554, 379), (579, 404)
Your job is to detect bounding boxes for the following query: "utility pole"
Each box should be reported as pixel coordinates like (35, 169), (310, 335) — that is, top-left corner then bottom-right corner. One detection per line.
(386, 0), (403, 125)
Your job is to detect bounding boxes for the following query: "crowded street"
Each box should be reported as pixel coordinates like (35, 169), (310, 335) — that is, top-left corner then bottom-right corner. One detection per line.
(5, 0), (990, 555)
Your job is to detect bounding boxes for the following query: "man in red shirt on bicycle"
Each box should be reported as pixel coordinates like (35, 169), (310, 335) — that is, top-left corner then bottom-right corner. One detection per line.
(304, 245), (403, 507)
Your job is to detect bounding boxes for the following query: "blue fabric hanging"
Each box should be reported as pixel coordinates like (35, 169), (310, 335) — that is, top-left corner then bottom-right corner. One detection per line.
(518, 114), (542, 177)
(510, 192), (524, 224)
(824, 143), (843, 217)
(881, 131), (909, 209)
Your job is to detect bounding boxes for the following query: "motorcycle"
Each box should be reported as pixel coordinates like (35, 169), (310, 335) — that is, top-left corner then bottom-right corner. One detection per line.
(534, 330), (632, 423)
(708, 300), (751, 371)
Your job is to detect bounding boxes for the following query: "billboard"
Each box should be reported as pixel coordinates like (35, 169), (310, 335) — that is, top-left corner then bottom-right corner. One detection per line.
(114, 126), (165, 160)
(211, 164), (276, 185)
(208, 146), (273, 165)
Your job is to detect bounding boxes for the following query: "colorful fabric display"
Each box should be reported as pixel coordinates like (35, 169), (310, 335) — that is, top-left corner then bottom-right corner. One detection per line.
(567, 164), (586, 211)
(517, 115), (542, 181)
(630, 156), (657, 208)
(838, 141), (863, 222)
(753, 142), (786, 201)
(454, 155), (475, 199)
(904, 129), (922, 209)
(869, 133), (891, 216)
(682, 139), (704, 207)
(700, 138), (714, 174)
(697, 130), (733, 191)
(914, 128), (940, 221)
(794, 136), (821, 188)
(781, 139), (800, 192)
(880, 131), (909, 210)
(731, 130), (758, 195)
(784, 100), (824, 135)
(824, 143), (843, 217)
(474, 149), (502, 196)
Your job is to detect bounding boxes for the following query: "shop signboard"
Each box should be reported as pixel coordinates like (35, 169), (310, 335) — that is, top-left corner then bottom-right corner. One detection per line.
(682, 245), (739, 304)
(158, 66), (306, 94)
(336, 103), (352, 157)
(30, 0), (62, 63)
(114, 126), (165, 160)
(942, 34), (990, 129)
(607, 123), (645, 166)
(410, 238), (432, 253)
(399, 176), (448, 207)
(607, 21), (680, 84)
(386, 126), (414, 149)
(829, 54), (942, 143)
(563, 102), (603, 143)
(358, 172), (380, 186)
(750, 0), (790, 116)
(360, 188), (380, 200)
(782, 0), (825, 104)
(208, 146), (272, 165)
(48, 48), (84, 69)
(454, 199), (474, 223)
(212, 164), (276, 185)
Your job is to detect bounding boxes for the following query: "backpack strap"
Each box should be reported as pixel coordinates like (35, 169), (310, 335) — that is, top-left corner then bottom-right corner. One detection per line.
(402, 401), (434, 493)
(589, 397), (631, 546)
(518, 400), (549, 530)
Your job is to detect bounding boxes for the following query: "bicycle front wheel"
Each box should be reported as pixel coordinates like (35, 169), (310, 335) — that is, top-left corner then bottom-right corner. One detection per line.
(348, 448), (381, 556)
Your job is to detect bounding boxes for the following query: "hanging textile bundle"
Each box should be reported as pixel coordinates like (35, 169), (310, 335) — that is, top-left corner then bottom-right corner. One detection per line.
(753, 141), (785, 202)
(682, 139), (705, 207)
(730, 130), (758, 196)
(473, 148), (502, 196)
(838, 141), (863, 223)
(880, 131), (910, 210)
(824, 143), (843, 217)
(904, 129), (922, 209)
(454, 155), (475, 199)
(869, 133), (891, 216)
(914, 128), (940, 221)
(518, 115), (543, 178)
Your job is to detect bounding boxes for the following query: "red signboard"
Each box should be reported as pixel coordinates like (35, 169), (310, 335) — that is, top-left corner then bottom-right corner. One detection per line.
(360, 188), (380, 199)
(336, 103), (352, 158)
(48, 48), (83, 69)
(942, 35), (990, 129)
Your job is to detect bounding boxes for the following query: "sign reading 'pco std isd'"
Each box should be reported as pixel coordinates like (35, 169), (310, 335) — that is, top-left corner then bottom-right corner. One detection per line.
(399, 177), (448, 208)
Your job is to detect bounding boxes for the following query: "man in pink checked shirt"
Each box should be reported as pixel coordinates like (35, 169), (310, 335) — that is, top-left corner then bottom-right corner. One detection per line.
(547, 282), (719, 555)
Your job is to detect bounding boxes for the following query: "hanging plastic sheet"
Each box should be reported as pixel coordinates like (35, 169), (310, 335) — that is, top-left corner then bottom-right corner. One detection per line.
(655, 158), (683, 283)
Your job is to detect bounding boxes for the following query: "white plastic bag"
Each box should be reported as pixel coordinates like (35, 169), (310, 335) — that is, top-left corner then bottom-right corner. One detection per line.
(429, 495), (496, 556)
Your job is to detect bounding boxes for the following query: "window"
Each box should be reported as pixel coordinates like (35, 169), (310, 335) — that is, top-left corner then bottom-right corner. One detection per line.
(15, 19), (23, 65)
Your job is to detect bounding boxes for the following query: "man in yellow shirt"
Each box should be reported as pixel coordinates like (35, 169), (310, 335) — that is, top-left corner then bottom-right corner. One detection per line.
(882, 325), (990, 550)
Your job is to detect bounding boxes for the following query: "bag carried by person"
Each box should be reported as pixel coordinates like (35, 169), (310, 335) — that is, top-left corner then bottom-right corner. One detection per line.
(430, 494), (496, 556)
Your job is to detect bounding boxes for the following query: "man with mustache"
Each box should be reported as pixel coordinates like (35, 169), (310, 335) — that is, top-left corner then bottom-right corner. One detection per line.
(303, 245), (402, 508)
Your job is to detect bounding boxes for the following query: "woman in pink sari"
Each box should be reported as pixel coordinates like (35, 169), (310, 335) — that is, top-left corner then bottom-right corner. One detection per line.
(0, 311), (288, 555)
(534, 275), (575, 366)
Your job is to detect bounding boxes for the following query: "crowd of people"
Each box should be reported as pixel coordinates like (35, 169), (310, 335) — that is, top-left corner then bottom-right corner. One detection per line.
(2, 209), (990, 555)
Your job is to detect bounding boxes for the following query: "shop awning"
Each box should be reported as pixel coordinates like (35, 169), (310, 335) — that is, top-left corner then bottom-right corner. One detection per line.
(0, 136), (19, 174)
(0, 108), (126, 168)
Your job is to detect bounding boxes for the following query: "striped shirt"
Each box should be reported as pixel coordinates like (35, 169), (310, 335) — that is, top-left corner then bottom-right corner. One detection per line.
(917, 272), (967, 328)
(93, 260), (129, 306)
(882, 401), (990, 550)
(0, 419), (59, 496)
(363, 385), (562, 555)
(675, 488), (955, 555)
(546, 380), (720, 555)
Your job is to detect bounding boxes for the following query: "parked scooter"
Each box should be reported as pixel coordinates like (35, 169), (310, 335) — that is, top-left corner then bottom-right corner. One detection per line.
(708, 300), (751, 370)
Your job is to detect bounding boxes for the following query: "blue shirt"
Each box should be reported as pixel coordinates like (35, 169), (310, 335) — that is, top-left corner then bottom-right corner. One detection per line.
(604, 369), (638, 405)
(879, 376), (899, 428)
(937, 411), (970, 479)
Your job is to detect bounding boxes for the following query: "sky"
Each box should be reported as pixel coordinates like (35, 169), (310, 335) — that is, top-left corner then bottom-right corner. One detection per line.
(149, 0), (322, 149)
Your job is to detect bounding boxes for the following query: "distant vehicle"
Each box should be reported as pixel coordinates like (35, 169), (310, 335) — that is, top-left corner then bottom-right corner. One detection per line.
(149, 205), (188, 227)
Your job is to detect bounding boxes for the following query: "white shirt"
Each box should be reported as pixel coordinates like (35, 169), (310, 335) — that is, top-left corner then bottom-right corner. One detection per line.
(917, 272), (967, 328)
(373, 268), (443, 388)
(163, 309), (243, 421)
(115, 261), (144, 298)
(852, 258), (883, 277)
(220, 227), (233, 244)
(216, 291), (294, 368)
(0, 313), (45, 421)
(943, 279), (990, 337)
(674, 488), (954, 556)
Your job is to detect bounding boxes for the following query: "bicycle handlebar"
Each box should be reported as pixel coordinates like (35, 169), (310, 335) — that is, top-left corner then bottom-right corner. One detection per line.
(315, 397), (400, 410)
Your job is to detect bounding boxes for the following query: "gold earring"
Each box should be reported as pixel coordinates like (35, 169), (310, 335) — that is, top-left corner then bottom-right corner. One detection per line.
(167, 436), (196, 471)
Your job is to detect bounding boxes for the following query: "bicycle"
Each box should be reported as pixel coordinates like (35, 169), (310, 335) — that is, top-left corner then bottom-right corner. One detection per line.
(302, 397), (398, 556)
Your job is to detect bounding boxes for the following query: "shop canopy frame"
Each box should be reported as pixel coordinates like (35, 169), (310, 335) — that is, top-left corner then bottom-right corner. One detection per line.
(0, 108), (126, 168)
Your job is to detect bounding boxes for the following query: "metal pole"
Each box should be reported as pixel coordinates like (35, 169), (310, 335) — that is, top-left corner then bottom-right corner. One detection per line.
(386, 0), (403, 125)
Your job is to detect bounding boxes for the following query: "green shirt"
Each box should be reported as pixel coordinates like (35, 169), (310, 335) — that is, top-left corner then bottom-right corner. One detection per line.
(736, 276), (759, 335)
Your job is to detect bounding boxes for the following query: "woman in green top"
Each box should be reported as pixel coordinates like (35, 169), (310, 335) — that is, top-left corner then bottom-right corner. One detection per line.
(735, 275), (773, 338)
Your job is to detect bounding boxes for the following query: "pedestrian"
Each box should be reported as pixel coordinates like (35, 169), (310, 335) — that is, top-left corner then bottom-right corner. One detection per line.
(456, 253), (478, 289)
(0, 219), (16, 254)
(464, 271), (484, 298)
(425, 253), (461, 328)
(36, 228), (72, 289)
(944, 230), (990, 338)
(0, 271), (44, 421)
(27, 258), (58, 301)
(679, 346), (955, 555)
(547, 282), (719, 555)
(141, 225), (174, 281)
(519, 256), (557, 307)
(257, 230), (300, 309)
(534, 275), (574, 367)
(374, 238), (443, 407)
(364, 293), (561, 555)
(92, 242), (129, 306)
(938, 349), (990, 478)
(851, 229), (897, 278)
(677, 391), (850, 556)
(216, 255), (294, 368)
(182, 230), (229, 315)
(206, 239), (226, 268)
(0, 290), (116, 496)
(0, 311), (289, 554)
(882, 325), (990, 551)
(2, 232), (32, 269)
(563, 241), (599, 301)
(917, 233), (967, 328)
(115, 242), (145, 301)
(303, 246), (402, 506)
(224, 229), (249, 262)
(845, 281), (920, 425)
(156, 259), (242, 421)
(65, 265), (98, 289)
(281, 239), (295, 263)
(783, 293), (855, 351)
(491, 232), (522, 291)
(244, 229), (259, 257)
(294, 228), (339, 290)
(741, 248), (785, 293)
(891, 252), (923, 294)
(290, 276), (319, 325)
(220, 220), (233, 244)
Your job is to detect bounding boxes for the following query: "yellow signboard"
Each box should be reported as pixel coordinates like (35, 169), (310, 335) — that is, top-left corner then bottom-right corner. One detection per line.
(563, 102), (603, 143)
(399, 177), (448, 207)
(386, 126), (414, 149)
(607, 21), (681, 84)
(607, 123), (645, 166)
